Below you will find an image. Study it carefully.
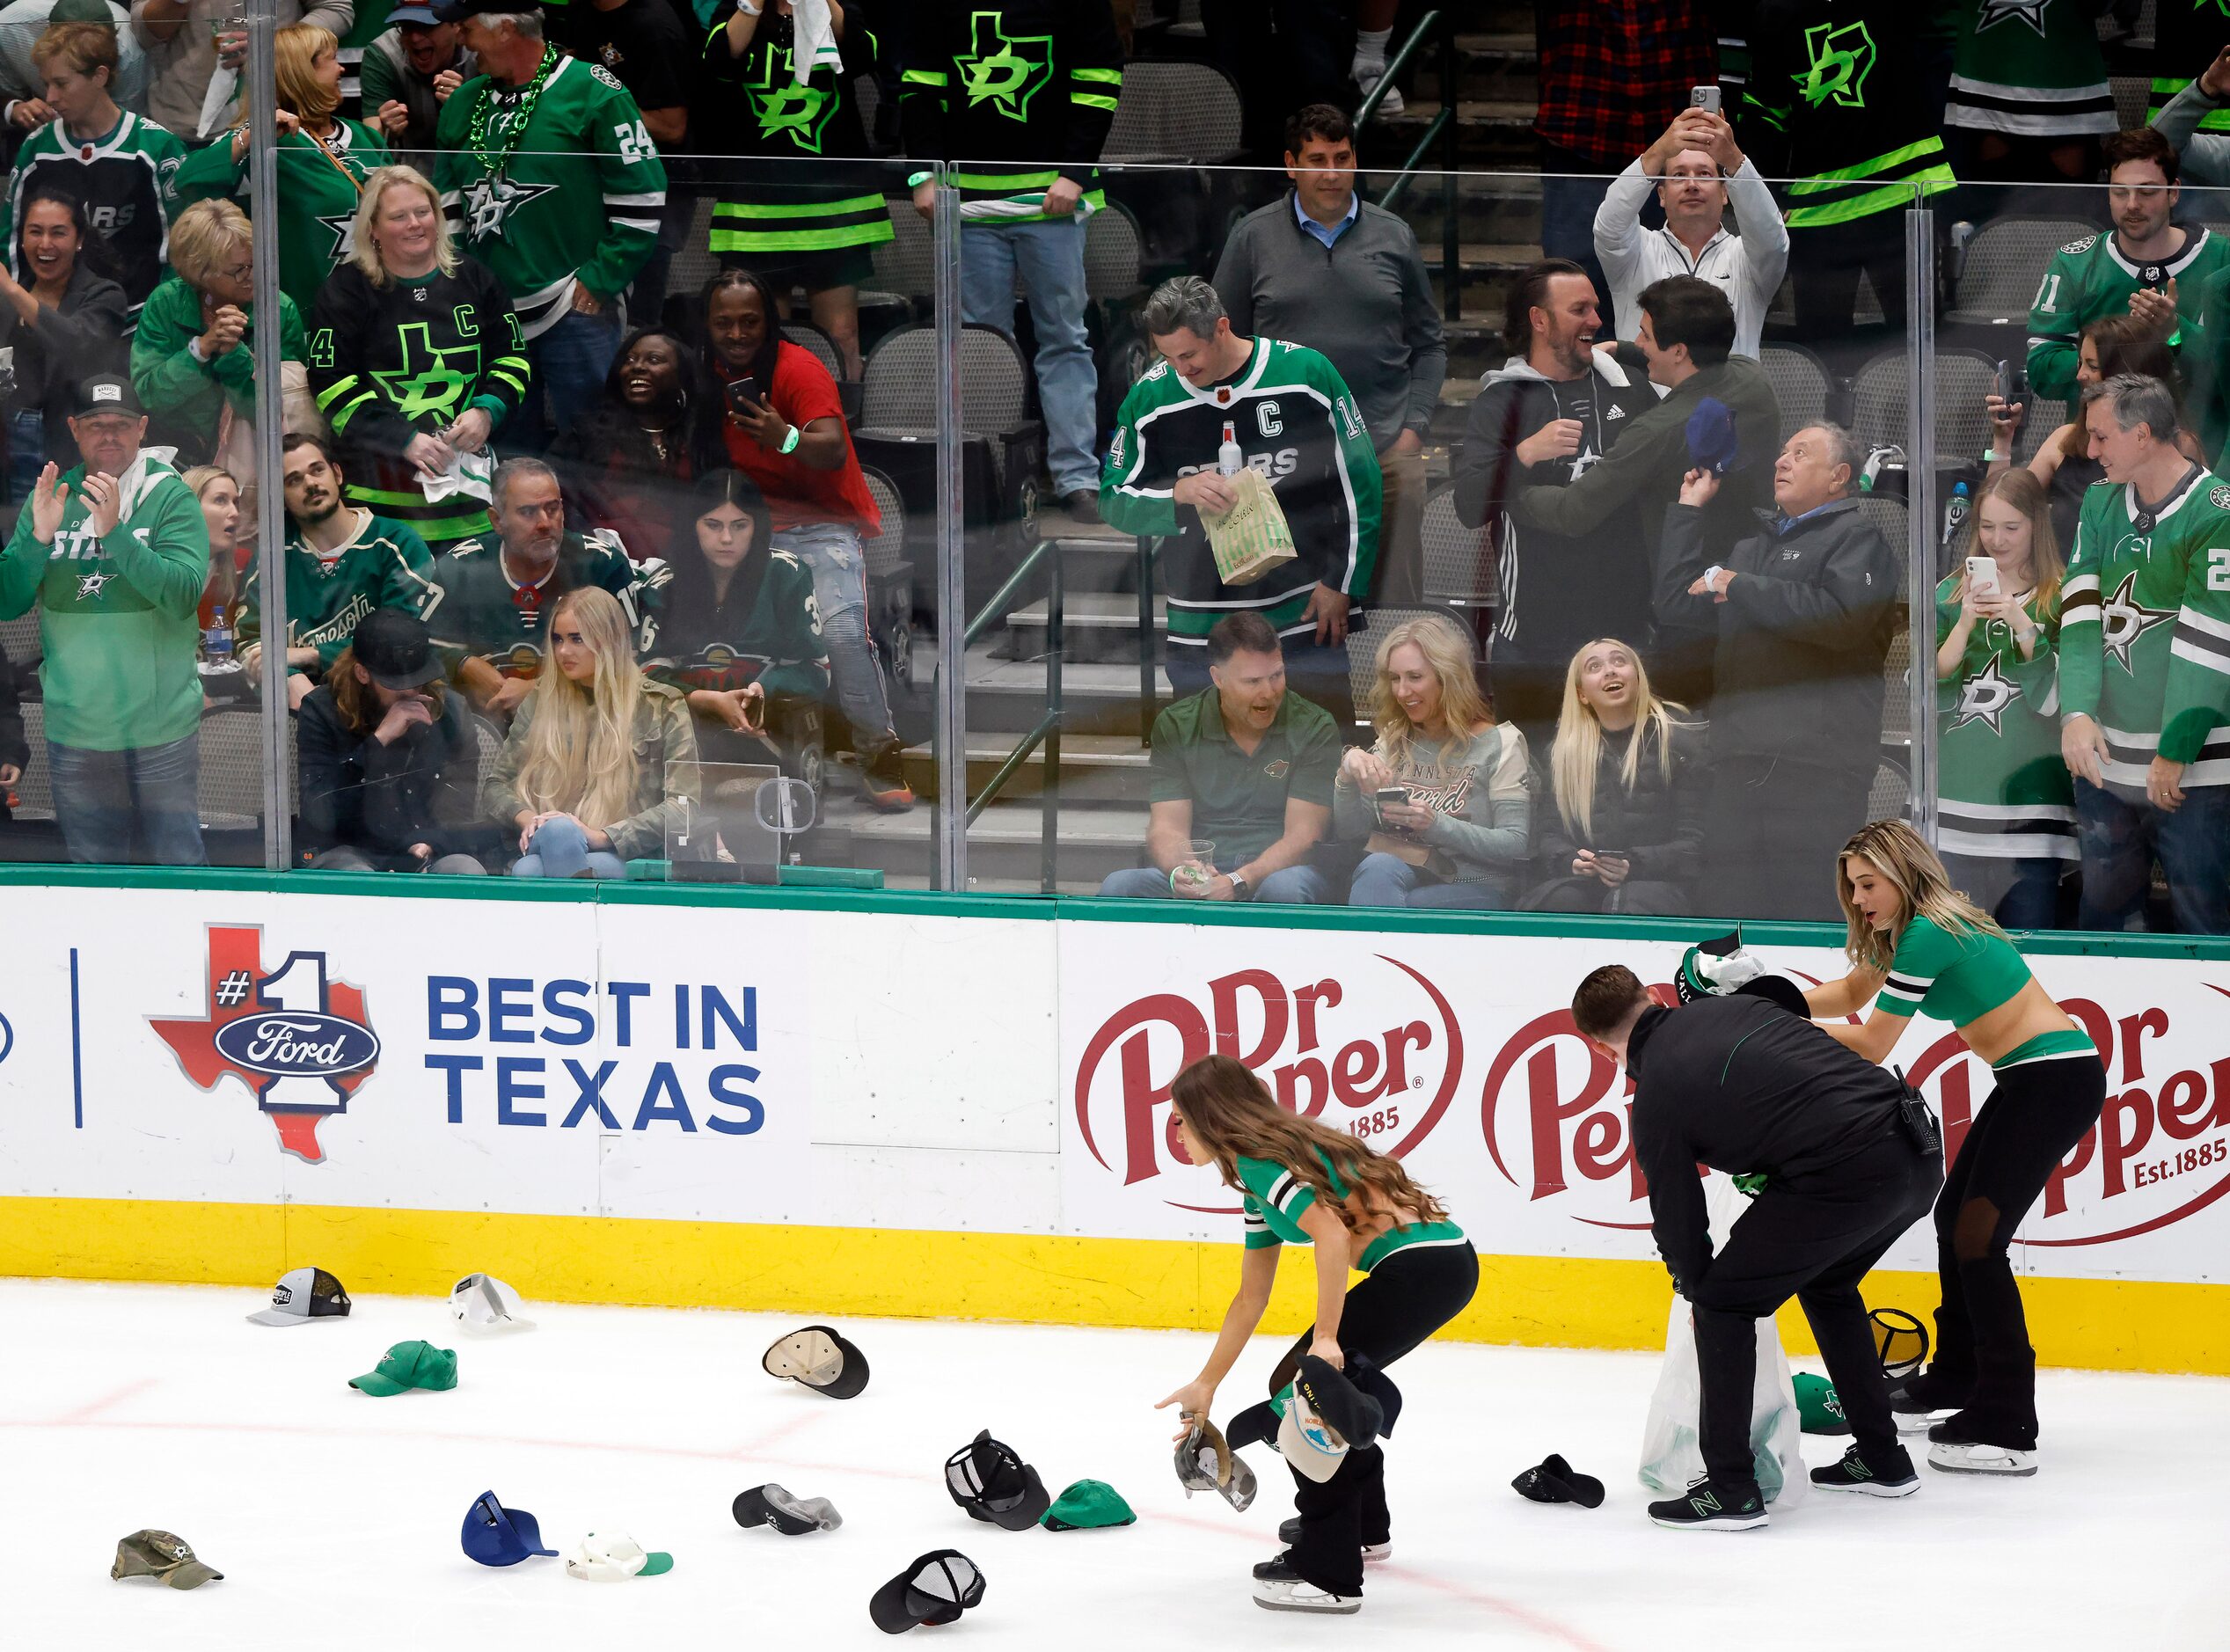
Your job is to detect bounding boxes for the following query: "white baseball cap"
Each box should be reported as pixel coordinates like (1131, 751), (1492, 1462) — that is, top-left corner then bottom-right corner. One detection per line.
(247, 1266), (351, 1327)
(1275, 1386), (1349, 1484)
(564, 1530), (673, 1581)
(448, 1273), (532, 1333)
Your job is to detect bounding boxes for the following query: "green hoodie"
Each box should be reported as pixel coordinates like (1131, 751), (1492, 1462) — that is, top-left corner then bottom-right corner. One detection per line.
(129, 274), (308, 441)
(0, 453), (211, 750)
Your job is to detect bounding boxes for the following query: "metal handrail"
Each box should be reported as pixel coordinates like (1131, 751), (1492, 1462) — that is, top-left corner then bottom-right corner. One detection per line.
(944, 537), (1066, 891)
(1356, 7), (1440, 128)
(1356, 10), (1462, 318)
(1137, 536), (1156, 748)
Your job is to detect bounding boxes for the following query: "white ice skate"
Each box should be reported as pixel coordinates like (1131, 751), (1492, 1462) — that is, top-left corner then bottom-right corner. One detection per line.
(1253, 1553), (1363, 1613)
(1927, 1439), (2037, 1477)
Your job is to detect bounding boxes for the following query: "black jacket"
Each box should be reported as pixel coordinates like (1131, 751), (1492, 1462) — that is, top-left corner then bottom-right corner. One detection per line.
(1532, 715), (1707, 896)
(295, 684), (486, 867)
(1655, 494), (1899, 769)
(0, 260), (130, 461)
(0, 628), (26, 822)
(1627, 996), (1912, 1296)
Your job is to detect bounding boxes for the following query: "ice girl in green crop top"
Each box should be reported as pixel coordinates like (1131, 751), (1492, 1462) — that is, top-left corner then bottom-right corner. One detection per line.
(1802, 820), (2104, 1479)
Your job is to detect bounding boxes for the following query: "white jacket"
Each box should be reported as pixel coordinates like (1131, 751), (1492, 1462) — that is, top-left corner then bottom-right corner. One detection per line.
(1592, 157), (1790, 362)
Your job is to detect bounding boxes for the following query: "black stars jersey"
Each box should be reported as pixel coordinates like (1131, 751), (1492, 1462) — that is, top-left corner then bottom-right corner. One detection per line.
(3, 111), (185, 317)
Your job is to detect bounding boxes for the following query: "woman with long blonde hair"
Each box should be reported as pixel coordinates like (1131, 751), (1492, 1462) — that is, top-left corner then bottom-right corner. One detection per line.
(484, 587), (700, 878)
(1803, 820), (2104, 1479)
(1334, 611), (1530, 907)
(1154, 1054), (1474, 1616)
(1526, 637), (1703, 914)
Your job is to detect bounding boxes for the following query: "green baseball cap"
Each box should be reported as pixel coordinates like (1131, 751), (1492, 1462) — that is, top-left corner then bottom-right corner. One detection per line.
(349, 1340), (459, 1396)
(1793, 1371), (1848, 1435)
(1041, 1480), (1136, 1531)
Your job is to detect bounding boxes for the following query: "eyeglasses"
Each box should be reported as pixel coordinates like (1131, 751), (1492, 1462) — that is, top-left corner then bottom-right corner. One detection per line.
(216, 260), (252, 284)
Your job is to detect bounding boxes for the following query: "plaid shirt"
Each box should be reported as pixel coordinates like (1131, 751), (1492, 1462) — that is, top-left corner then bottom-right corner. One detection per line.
(1534, 2), (1719, 164)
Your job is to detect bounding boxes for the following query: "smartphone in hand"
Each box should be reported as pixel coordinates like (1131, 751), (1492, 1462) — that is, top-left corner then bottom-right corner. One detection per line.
(1373, 786), (1408, 826)
(1966, 555), (2001, 597)
(724, 376), (761, 417)
(1689, 84), (1722, 113)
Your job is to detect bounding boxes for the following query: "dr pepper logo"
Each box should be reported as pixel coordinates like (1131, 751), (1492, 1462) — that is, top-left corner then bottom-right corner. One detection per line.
(1072, 958), (1463, 1211)
(150, 925), (380, 1164)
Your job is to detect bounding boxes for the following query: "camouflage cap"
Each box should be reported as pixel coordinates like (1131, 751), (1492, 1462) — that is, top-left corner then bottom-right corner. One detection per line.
(112, 1530), (223, 1590)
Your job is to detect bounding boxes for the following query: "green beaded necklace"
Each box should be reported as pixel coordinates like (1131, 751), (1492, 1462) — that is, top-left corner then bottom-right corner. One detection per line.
(464, 44), (559, 176)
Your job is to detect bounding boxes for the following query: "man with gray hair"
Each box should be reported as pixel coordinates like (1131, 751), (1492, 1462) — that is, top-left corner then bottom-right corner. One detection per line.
(427, 455), (649, 718)
(1101, 274), (1383, 734)
(1656, 422), (1901, 920)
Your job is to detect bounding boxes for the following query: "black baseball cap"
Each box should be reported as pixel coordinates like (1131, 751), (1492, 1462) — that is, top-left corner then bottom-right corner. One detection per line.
(733, 1483), (842, 1535)
(868, 1550), (983, 1634)
(351, 608), (442, 691)
(943, 1431), (1049, 1531)
(75, 373), (144, 418)
(762, 1325), (869, 1399)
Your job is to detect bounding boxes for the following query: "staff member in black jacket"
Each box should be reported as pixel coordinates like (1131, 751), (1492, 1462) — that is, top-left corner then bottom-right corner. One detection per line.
(1570, 964), (1941, 1531)
(1659, 423), (1900, 921)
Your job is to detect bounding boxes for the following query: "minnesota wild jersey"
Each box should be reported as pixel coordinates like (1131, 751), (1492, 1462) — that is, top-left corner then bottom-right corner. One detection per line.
(425, 529), (646, 679)
(2059, 469), (2230, 790)
(3, 111), (185, 317)
(640, 549), (829, 700)
(1945, 0), (2115, 137)
(1740, 0), (1955, 229)
(172, 120), (389, 316)
(1101, 336), (1382, 648)
(307, 258), (531, 549)
(433, 51), (668, 337)
(1934, 571), (2075, 861)
(897, 0), (1123, 220)
(698, 4), (896, 259)
(2150, 0), (2230, 136)
(2024, 228), (2230, 405)
(237, 511), (441, 671)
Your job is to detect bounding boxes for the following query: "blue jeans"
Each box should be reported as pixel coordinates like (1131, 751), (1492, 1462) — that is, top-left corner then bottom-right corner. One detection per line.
(1940, 851), (2065, 932)
(771, 522), (896, 753)
(8, 407), (45, 502)
(518, 306), (623, 450)
(960, 216), (1099, 496)
(1098, 862), (1334, 904)
(47, 732), (206, 866)
(511, 815), (627, 880)
(1348, 851), (1503, 909)
(2073, 778), (2230, 934)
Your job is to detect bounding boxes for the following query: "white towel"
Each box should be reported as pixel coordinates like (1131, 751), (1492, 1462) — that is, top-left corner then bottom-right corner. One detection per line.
(196, 65), (238, 141)
(790, 0), (843, 84)
(420, 450), (494, 506)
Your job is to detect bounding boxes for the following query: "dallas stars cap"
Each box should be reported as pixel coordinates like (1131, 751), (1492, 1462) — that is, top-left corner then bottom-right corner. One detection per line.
(247, 1266), (351, 1327)
(349, 1340), (458, 1396)
(1041, 1480), (1135, 1531)
(111, 1530), (223, 1590)
(564, 1530), (673, 1581)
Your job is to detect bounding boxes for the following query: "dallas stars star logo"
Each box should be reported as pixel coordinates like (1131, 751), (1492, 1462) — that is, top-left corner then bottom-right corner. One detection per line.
(372, 323), (481, 422)
(1951, 654), (2021, 734)
(753, 46), (837, 152)
(956, 10), (1054, 121)
(76, 569), (111, 599)
(317, 209), (358, 265)
(1798, 20), (1875, 109)
(461, 175), (556, 241)
(2100, 568), (2176, 673)
(1976, 0), (2053, 35)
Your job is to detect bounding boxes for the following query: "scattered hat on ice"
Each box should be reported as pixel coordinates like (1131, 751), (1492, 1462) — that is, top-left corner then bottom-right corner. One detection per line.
(1511, 1453), (1605, 1509)
(1794, 1372), (1850, 1436)
(763, 1325), (868, 1399)
(461, 1492), (558, 1567)
(349, 1340), (457, 1397)
(1042, 1480), (1135, 1531)
(247, 1266), (350, 1327)
(1175, 1413), (1257, 1512)
(564, 1530), (673, 1582)
(111, 1530), (222, 1590)
(944, 1430), (1050, 1531)
(449, 1273), (533, 1334)
(734, 1484), (842, 1535)
(869, 1550), (984, 1634)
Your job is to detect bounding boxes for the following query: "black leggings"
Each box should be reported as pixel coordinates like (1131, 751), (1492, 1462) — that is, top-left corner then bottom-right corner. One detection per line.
(1272, 1242), (1479, 1598)
(1927, 1054), (2107, 1444)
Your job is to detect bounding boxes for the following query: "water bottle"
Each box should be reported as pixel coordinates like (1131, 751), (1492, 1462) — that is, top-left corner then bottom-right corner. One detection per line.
(1941, 480), (1970, 552)
(1217, 420), (1241, 477)
(200, 603), (238, 675)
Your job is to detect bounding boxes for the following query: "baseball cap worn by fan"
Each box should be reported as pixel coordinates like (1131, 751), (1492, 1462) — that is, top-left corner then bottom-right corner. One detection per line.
(763, 1324), (868, 1398)
(565, 1530), (673, 1581)
(448, 1271), (533, 1333)
(74, 373), (144, 419)
(111, 1530), (223, 1590)
(353, 609), (446, 695)
(349, 1340), (458, 1396)
(944, 1430), (1051, 1530)
(869, 1550), (984, 1634)
(461, 1492), (559, 1566)
(247, 1266), (351, 1326)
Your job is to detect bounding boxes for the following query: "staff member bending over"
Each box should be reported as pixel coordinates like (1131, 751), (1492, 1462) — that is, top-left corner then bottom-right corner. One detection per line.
(1803, 820), (2105, 1476)
(1155, 1054), (1474, 1617)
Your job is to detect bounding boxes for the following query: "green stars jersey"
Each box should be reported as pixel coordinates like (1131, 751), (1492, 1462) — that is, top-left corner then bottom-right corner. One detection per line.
(1101, 336), (1381, 648)
(236, 511), (442, 672)
(2059, 469), (2230, 789)
(172, 119), (390, 316)
(307, 258), (530, 549)
(1235, 1152), (1465, 1273)
(698, 4), (897, 259)
(1944, 0), (2115, 138)
(1740, 0), (1955, 229)
(897, 0), (1123, 220)
(2025, 228), (2230, 406)
(640, 549), (829, 701)
(0, 453), (209, 752)
(3, 111), (186, 318)
(425, 529), (647, 680)
(1934, 571), (2075, 861)
(433, 52), (668, 338)
(1875, 914), (2095, 1067)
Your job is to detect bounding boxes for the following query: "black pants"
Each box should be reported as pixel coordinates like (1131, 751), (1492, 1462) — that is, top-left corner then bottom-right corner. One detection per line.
(1689, 1129), (1941, 1489)
(1274, 1241), (1478, 1597)
(1703, 755), (1873, 923)
(1926, 1054), (2107, 1444)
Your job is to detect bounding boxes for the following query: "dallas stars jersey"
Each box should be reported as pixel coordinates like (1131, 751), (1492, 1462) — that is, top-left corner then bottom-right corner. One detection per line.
(640, 549), (829, 701)
(1740, 0), (1955, 229)
(426, 529), (647, 679)
(172, 119), (389, 317)
(2025, 229), (2230, 406)
(2059, 470), (2230, 789)
(1101, 336), (1382, 647)
(1934, 572), (2075, 861)
(1945, 0), (2115, 138)
(434, 53), (668, 338)
(3, 111), (185, 317)
(897, 0), (1123, 220)
(237, 512), (442, 672)
(307, 258), (531, 549)
(698, 4), (896, 259)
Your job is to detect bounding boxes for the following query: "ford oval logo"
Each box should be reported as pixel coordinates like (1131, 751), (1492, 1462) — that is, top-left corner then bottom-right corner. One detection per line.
(211, 1013), (380, 1078)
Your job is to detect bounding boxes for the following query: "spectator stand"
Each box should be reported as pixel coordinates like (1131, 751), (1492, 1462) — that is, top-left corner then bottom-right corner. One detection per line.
(859, 465), (914, 699)
(1099, 59), (1246, 269)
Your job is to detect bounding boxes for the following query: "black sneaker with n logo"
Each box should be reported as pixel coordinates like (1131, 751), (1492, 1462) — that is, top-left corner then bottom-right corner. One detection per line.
(1810, 1443), (1919, 1497)
(1648, 1476), (1769, 1531)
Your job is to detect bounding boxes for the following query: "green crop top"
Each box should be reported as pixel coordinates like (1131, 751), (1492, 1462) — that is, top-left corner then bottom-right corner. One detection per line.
(1236, 1151), (1466, 1273)
(1875, 914), (2096, 1070)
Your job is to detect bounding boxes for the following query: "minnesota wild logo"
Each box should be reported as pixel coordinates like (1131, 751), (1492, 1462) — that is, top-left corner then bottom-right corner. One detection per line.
(373, 323), (481, 421)
(956, 10), (1053, 121)
(1798, 20), (1875, 109)
(753, 45), (836, 152)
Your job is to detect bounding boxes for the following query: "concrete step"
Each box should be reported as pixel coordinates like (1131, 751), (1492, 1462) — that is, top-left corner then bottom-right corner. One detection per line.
(1006, 591), (1166, 664)
(842, 794), (1150, 888)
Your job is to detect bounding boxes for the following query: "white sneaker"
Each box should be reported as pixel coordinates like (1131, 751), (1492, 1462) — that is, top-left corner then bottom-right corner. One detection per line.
(1928, 1439), (2038, 1477)
(1254, 1575), (1362, 1614)
(1357, 72), (1404, 115)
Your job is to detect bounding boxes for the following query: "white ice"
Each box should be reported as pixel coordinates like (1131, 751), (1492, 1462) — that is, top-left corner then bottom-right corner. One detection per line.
(1, 1277), (2219, 1650)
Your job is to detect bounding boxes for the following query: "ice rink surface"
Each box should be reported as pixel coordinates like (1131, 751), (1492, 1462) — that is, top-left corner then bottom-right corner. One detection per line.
(3, 1278), (2220, 1651)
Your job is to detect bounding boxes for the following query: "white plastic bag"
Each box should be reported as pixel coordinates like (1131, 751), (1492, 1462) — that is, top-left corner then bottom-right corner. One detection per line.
(1637, 1177), (1807, 1506)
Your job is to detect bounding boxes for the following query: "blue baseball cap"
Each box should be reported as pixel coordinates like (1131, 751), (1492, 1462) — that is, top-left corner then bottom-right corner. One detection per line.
(388, 4), (441, 23)
(462, 1491), (558, 1567)
(1685, 396), (1741, 476)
